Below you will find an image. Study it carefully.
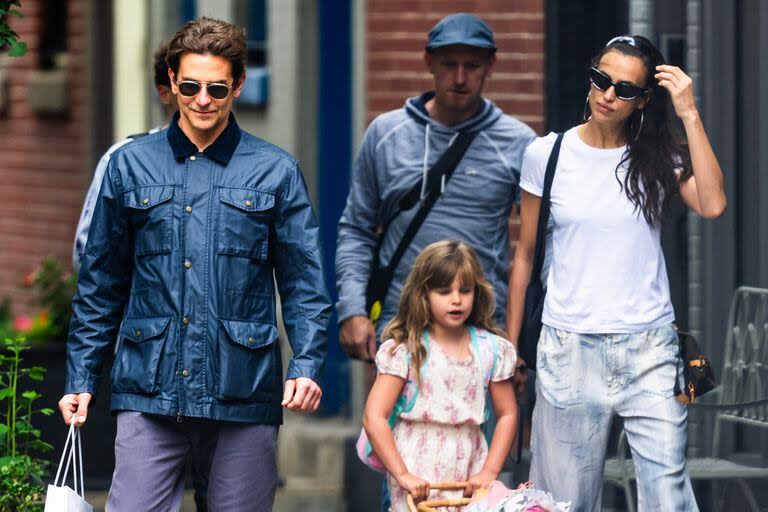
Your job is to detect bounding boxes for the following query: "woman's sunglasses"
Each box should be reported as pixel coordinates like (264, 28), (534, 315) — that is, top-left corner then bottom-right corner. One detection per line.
(176, 80), (232, 100)
(588, 67), (650, 101)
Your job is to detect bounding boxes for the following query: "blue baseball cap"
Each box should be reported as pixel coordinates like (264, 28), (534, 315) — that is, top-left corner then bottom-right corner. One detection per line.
(426, 13), (497, 52)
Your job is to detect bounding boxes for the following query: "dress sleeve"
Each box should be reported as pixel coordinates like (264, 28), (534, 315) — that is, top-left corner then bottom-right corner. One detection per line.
(491, 337), (518, 382)
(375, 338), (409, 379)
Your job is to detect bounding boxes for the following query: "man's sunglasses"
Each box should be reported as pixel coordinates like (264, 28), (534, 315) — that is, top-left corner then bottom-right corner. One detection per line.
(588, 67), (650, 101)
(176, 80), (232, 100)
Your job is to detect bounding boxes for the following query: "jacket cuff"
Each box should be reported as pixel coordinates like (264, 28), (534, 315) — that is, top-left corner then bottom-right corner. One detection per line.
(285, 360), (322, 382)
(65, 375), (99, 397)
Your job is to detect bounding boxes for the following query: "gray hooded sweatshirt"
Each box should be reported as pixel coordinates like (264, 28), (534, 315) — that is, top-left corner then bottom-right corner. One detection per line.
(335, 92), (536, 334)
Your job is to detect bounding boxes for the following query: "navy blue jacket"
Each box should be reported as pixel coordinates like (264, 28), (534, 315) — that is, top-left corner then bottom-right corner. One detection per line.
(66, 113), (331, 424)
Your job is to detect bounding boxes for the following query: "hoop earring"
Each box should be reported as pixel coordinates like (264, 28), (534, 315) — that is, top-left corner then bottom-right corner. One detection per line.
(634, 110), (644, 141)
(583, 94), (591, 121)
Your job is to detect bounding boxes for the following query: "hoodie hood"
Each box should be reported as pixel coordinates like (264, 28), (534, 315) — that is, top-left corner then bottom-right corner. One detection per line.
(404, 91), (502, 133)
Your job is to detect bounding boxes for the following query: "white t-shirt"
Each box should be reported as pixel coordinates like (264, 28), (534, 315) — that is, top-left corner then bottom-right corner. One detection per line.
(519, 127), (675, 333)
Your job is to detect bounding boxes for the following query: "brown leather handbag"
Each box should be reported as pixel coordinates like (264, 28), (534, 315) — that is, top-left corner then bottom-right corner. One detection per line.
(674, 330), (717, 404)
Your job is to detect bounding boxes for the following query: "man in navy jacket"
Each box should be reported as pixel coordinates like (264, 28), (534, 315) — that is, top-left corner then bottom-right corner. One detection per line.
(59, 17), (331, 511)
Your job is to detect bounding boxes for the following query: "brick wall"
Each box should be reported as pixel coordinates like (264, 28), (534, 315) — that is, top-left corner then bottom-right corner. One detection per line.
(365, 0), (547, 255)
(366, 0), (545, 132)
(0, 0), (89, 317)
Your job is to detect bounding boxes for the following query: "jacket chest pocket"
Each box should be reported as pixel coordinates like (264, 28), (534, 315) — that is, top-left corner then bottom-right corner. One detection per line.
(217, 188), (275, 260)
(124, 186), (174, 256)
(112, 316), (172, 395)
(215, 319), (280, 402)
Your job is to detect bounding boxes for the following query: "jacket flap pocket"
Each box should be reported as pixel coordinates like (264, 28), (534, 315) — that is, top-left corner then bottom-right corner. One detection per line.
(120, 316), (172, 343)
(124, 186), (173, 210)
(219, 188), (275, 213)
(220, 319), (278, 349)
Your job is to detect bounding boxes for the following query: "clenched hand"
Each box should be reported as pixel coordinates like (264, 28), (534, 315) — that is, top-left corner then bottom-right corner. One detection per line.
(282, 377), (322, 412)
(339, 315), (377, 362)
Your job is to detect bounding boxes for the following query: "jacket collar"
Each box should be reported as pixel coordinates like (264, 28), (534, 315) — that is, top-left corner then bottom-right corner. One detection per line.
(167, 111), (241, 165)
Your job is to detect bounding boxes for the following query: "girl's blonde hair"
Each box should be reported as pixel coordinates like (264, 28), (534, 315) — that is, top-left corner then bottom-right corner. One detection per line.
(381, 240), (505, 386)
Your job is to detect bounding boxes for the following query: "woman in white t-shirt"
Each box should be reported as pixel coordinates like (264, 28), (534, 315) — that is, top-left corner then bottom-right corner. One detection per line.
(508, 36), (726, 511)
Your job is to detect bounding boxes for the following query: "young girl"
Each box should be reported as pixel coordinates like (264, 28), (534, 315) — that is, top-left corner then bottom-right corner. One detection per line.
(508, 35), (726, 510)
(363, 240), (519, 511)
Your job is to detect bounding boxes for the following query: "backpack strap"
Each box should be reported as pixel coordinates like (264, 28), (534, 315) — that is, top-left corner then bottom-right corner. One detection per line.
(470, 326), (499, 423)
(489, 333), (499, 383)
(388, 333), (431, 423)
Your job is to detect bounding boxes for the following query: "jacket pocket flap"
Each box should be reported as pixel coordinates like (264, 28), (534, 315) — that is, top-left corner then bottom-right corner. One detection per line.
(219, 188), (275, 213)
(124, 186), (173, 210)
(220, 319), (278, 349)
(120, 316), (172, 343)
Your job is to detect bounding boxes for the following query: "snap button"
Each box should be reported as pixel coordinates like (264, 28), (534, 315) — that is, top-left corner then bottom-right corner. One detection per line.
(181, 369), (190, 377)
(247, 336), (255, 343)
(190, 155), (196, 161)
(244, 200), (253, 207)
(135, 329), (142, 337)
(182, 316), (189, 325)
(142, 198), (149, 205)
(184, 261), (192, 269)
(185, 206), (192, 213)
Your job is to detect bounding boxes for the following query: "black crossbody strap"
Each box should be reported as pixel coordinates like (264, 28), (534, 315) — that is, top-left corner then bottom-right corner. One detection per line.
(384, 130), (478, 272)
(530, 133), (564, 279)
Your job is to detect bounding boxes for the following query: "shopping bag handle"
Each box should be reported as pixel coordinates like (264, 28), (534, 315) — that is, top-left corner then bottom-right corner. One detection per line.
(53, 415), (85, 497)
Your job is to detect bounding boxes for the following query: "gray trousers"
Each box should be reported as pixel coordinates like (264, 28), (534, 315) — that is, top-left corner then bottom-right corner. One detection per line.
(107, 411), (278, 512)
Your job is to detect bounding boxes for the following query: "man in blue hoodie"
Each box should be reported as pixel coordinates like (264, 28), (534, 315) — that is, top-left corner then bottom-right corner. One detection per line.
(336, 13), (536, 363)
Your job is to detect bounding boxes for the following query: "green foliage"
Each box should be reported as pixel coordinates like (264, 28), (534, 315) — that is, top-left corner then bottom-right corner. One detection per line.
(0, 1), (27, 57)
(0, 455), (45, 511)
(0, 256), (77, 344)
(24, 258), (77, 342)
(0, 337), (51, 511)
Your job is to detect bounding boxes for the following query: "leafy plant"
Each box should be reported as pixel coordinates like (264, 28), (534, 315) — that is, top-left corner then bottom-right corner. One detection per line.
(0, 257), (77, 344)
(0, 1), (26, 57)
(23, 258), (77, 342)
(0, 337), (54, 511)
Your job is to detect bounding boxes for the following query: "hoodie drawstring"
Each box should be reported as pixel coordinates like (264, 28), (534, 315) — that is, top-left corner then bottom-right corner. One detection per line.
(420, 123), (431, 199)
(421, 126), (460, 198)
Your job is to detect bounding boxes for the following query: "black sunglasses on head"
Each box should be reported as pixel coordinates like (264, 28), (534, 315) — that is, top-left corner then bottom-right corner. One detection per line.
(588, 67), (650, 101)
(176, 80), (232, 100)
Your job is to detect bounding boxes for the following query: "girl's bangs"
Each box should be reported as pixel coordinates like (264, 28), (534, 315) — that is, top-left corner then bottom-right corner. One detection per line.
(425, 254), (476, 289)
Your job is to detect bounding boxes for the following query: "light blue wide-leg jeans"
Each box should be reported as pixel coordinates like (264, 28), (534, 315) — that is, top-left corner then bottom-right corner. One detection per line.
(529, 324), (698, 511)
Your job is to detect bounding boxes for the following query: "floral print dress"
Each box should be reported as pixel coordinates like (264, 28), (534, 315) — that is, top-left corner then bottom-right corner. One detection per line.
(375, 326), (517, 512)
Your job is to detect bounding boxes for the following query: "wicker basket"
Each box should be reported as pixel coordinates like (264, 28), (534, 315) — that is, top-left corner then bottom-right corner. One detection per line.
(406, 481), (485, 512)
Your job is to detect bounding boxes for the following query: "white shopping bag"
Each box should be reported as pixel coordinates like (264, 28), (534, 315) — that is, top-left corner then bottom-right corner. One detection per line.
(44, 416), (93, 512)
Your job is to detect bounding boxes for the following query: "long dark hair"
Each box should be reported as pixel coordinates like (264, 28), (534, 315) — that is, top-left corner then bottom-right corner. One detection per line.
(585, 35), (692, 227)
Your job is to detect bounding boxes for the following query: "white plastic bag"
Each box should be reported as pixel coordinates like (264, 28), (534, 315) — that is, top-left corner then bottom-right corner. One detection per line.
(44, 417), (93, 512)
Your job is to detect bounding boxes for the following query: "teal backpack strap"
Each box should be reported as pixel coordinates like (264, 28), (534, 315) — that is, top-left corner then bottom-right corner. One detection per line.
(489, 332), (499, 383)
(387, 351), (411, 427)
(364, 338), (428, 463)
(470, 326), (499, 423)
(389, 331), (431, 421)
(401, 331), (429, 413)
